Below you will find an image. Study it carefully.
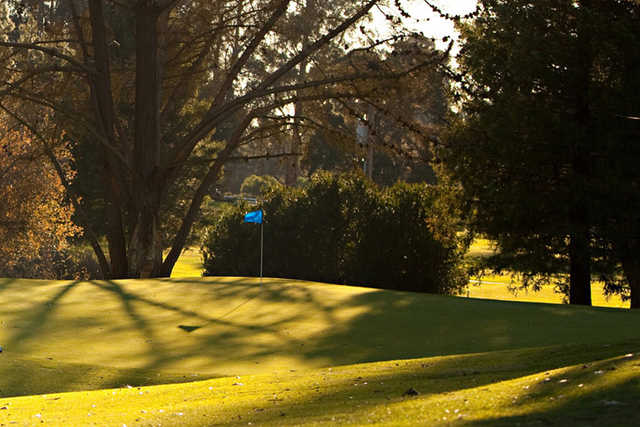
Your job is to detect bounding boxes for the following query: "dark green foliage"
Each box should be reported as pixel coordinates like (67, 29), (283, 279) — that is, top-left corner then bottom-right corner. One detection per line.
(442, 0), (640, 305)
(202, 172), (467, 294)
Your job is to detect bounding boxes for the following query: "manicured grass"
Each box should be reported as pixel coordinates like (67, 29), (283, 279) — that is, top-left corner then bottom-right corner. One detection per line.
(466, 239), (629, 308)
(0, 277), (639, 425)
(468, 276), (628, 308)
(169, 247), (204, 278)
(174, 244), (630, 308)
(1, 338), (639, 425)
(0, 277), (638, 393)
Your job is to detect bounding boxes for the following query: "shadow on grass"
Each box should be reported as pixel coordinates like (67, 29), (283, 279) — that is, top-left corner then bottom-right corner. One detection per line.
(464, 353), (640, 426)
(0, 278), (17, 293)
(0, 277), (639, 400)
(192, 345), (640, 426)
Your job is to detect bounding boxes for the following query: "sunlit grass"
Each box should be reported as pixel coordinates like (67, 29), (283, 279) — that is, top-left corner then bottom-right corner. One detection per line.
(0, 276), (639, 425)
(169, 247), (203, 278)
(1, 342), (638, 426)
(1, 277), (638, 397)
(465, 239), (629, 308)
(467, 276), (628, 308)
(173, 243), (630, 308)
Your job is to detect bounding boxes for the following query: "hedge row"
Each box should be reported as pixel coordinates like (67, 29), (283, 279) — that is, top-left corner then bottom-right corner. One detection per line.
(202, 172), (467, 294)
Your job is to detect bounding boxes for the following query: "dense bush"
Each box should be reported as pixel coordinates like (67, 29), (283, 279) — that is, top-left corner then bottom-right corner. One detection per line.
(202, 172), (468, 294)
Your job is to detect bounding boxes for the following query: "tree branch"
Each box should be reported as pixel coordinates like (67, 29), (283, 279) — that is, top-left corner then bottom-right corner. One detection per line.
(0, 41), (95, 74)
(208, 0), (291, 112)
(171, 0), (379, 168)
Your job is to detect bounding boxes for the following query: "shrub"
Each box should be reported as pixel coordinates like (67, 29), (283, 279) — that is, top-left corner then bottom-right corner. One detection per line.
(202, 172), (467, 295)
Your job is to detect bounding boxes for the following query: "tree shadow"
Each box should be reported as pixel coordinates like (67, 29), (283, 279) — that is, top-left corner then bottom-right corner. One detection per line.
(0, 278), (17, 293)
(2, 281), (80, 351)
(0, 281), (80, 395)
(161, 344), (640, 426)
(1, 277), (639, 400)
(464, 353), (640, 426)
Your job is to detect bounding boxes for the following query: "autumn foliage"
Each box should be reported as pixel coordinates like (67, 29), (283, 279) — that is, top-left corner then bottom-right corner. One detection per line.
(0, 124), (80, 277)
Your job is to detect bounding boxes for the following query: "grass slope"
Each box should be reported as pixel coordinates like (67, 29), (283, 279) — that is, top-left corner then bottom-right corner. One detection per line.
(1, 277), (639, 425)
(1, 343), (639, 426)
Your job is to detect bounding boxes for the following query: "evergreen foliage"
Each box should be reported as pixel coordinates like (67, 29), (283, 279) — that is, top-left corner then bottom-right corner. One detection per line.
(442, 0), (640, 306)
(202, 172), (467, 294)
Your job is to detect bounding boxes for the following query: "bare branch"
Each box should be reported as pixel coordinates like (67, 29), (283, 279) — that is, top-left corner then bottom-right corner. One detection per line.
(5, 86), (131, 171)
(172, 0), (379, 167)
(0, 41), (95, 74)
(209, 0), (291, 111)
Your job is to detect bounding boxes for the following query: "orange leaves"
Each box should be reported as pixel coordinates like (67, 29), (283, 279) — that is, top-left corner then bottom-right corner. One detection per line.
(0, 124), (80, 275)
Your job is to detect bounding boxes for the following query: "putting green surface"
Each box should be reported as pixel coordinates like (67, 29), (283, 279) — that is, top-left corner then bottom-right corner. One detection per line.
(1, 277), (638, 395)
(174, 243), (630, 308)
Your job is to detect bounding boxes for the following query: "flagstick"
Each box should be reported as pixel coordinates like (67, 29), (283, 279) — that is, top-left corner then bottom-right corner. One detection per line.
(260, 219), (264, 284)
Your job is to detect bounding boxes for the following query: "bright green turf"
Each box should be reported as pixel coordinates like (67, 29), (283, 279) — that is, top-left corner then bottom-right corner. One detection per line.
(169, 247), (204, 278)
(468, 276), (628, 308)
(1, 341), (639, 426)
(173, 243), (629, 307)
(1, 277), (639, 397)
(465, 239), (629, 308)
(1, 277), (639, 425)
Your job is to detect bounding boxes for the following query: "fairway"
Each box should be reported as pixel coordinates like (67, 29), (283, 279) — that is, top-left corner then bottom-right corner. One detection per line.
(465, 239), (630, 309)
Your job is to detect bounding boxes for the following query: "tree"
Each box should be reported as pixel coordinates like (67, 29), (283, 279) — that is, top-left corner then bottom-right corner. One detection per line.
(441, 0), (640, 306)
(295, 37), (450, 186)
(0, 119), (80, 277)
(0, 0), (448, 278)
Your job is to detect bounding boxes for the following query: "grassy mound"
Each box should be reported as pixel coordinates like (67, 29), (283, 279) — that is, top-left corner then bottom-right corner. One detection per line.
(0, 277), (639, 425)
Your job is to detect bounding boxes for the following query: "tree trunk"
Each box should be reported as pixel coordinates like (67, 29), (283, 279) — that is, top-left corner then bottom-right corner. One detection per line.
(569, 229), (591, 305)
(617, 240), (640, 309)
(567, 0), (593, 306)
(284, 47), (307, 186)
(133, 3), (163, 277)
(89, 0), (128, 278)
(621, 256), (640, 309)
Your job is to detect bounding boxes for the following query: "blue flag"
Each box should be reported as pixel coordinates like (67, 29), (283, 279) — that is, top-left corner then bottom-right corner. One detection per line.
(244, 209), (263, 224)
